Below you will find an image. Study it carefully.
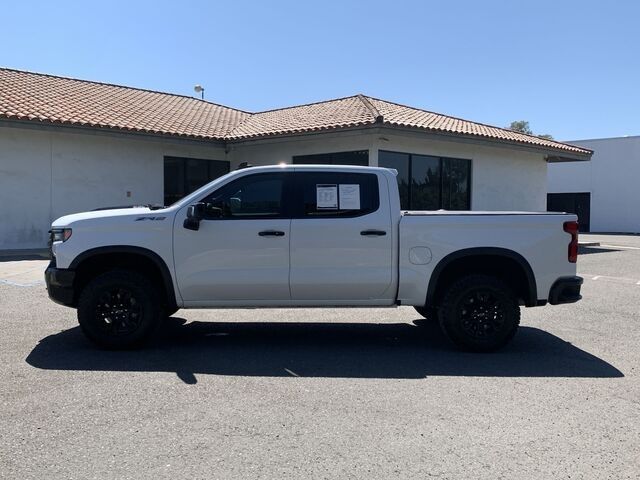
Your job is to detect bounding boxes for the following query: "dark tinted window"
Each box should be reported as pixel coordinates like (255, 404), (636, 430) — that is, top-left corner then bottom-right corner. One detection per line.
(203, 173), (286, 219)
(411, 155), (441, 210)
(379, 150), (471, 210)
(164, 157), (229, 205)
(378, 151), (409, 209)
(293, 150), (369, 166)
(295, 172), (379, 218)
(442, 158), (471, 210)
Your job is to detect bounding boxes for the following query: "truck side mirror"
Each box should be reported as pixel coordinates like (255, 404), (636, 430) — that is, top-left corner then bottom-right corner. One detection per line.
(184, 202), (205, 231)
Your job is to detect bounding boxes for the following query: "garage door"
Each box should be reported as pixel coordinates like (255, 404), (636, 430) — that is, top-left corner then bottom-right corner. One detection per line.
(547, 192), (591, 232)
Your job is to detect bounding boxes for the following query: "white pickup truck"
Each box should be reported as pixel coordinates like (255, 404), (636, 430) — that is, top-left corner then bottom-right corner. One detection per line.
(45, 165), (582, 352)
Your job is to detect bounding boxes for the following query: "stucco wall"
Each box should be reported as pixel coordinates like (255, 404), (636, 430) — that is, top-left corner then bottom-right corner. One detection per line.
(230, 130), (548, 211)
(0, 125), (226, 249)
(0, 124), (550, 250)
(378, 132), (547, 211)
(227, 131), (376, 168)
(547, 136), (640, 232)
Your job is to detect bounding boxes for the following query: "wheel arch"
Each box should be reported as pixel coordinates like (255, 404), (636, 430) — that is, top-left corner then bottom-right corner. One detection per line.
(69, 246), (177, 310)
(426, 247), (538, 308)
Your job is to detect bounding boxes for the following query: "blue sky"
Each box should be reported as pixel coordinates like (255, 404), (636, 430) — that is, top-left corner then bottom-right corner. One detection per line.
(3, 0), (638, 140)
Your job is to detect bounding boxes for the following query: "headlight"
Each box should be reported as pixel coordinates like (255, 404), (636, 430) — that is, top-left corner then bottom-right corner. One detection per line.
(51, 228), (72, 243)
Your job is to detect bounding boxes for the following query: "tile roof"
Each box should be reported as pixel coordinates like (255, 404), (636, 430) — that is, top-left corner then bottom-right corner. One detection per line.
(0, 68), (591, 157)
(227, 95), (375, 139)
(364, 97), (591, 155)
(0, 68), (249, 140)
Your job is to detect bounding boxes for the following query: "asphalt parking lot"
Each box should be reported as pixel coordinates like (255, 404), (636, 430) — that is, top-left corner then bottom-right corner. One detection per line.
(1, 234), (639, 479)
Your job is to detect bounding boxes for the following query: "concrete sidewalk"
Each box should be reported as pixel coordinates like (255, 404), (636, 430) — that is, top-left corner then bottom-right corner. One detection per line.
(0, 259), (48, 286)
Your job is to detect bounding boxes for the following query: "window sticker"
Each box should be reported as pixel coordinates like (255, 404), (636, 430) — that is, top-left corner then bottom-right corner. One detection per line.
(316, 184), (338, 209)
(339, 184), (360, 210)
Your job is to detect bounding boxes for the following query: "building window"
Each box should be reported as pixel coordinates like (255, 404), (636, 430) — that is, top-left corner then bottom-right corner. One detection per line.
(292, 150), (369, 166)
(378, 150), (471, 210)
(164, 156), (229, 205)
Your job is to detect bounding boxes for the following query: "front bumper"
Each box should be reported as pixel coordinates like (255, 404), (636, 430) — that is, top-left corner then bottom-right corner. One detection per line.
(45, 263), (76, 307)
(548, 276), (583, 305)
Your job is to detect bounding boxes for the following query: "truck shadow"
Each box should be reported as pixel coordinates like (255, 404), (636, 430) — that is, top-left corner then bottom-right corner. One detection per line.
(26, 317), (623, 384)
(578, 246), (622, 255)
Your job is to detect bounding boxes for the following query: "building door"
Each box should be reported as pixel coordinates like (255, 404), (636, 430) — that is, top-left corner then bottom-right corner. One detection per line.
(547, 192), (591, 232)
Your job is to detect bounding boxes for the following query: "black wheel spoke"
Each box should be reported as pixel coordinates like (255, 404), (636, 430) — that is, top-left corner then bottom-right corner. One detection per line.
(459, 288), (506, 339)
(94, 286), (143, 337)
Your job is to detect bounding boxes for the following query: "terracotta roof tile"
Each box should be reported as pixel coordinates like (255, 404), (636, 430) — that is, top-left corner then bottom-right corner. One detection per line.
(0, 68), (591, 157)
(366, 96), (590, 155)
(0, 68), (249, 140)
(227, 95), (376, 139)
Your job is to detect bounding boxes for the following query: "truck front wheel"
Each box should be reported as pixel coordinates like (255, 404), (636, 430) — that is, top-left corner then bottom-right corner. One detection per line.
(438, 274), (520, 352)
(77, 270), (162, 349)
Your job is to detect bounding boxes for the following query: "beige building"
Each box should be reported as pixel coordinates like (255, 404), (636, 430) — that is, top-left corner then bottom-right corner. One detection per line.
(0, 68), (591, 250)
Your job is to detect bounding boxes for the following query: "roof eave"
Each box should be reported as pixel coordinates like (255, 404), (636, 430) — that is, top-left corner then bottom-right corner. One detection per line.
(0, 117), (228, 145)
(378, 124), (592, 160)
(227, 123), (593, 159)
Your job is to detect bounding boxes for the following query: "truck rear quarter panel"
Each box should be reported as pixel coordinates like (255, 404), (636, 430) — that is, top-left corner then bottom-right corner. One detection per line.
(398, 213), (577, 306)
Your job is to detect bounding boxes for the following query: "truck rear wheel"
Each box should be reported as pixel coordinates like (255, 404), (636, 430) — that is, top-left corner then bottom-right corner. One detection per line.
(77, 270), (162, 349)
(438, 274), (520, 352)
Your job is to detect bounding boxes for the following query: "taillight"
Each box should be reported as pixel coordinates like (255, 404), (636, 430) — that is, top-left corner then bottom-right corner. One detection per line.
(563, 221), (579, 263)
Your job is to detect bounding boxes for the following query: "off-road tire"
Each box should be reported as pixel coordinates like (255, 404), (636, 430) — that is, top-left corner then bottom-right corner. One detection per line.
(77, 269), (162, 349)
(438, 274), (520, 352)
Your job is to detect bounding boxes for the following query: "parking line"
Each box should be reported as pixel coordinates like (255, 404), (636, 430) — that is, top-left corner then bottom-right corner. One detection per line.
(599, 244), (640, 250)
(583, 273), (640, 285)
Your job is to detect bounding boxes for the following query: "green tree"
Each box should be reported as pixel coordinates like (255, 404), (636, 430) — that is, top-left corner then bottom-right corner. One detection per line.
(508, 120), (533, 135)
(507, 120), (554, 140)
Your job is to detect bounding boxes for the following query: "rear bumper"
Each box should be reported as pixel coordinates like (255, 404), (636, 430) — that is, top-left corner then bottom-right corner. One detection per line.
(45, 264), (76, 307)
(548, 276), (583, 305)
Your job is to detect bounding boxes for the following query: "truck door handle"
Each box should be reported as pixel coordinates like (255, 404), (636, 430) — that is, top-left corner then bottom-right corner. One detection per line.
(258, 230), (285, 237)
(360, 229), (387, 236)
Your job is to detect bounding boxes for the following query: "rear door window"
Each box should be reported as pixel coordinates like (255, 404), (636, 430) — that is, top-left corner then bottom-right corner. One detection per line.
(293, 172), (380, 218)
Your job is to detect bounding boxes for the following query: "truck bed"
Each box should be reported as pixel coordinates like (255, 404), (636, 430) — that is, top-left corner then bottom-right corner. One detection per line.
(402, 210), (570, 216)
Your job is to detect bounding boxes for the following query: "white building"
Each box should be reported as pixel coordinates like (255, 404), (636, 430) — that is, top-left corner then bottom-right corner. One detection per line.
(0, 68), (592, 251)
(547, 136), (640, 233)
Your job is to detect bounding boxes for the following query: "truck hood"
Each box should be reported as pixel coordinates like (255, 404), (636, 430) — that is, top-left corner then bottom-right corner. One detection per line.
(52, 207), (158, 227)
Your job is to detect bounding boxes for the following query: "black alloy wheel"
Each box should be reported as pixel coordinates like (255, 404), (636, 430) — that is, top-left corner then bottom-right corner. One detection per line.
(77, 270), (162, 349)
(95, 287), (144, 336)
(458, 289), (505, 339)
(438, 274), (520, 352)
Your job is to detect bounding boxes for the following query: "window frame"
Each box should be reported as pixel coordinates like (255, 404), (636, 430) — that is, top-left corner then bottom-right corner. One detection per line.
(292, 150), (370, 166)
(378, 150), (472, 210)
(199, 172), (294, 221)
(290, 171), (381, 219)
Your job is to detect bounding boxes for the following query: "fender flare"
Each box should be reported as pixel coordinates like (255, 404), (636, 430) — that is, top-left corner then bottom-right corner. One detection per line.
(426, 247), (538, 307)
(69, 246), (177, 308)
